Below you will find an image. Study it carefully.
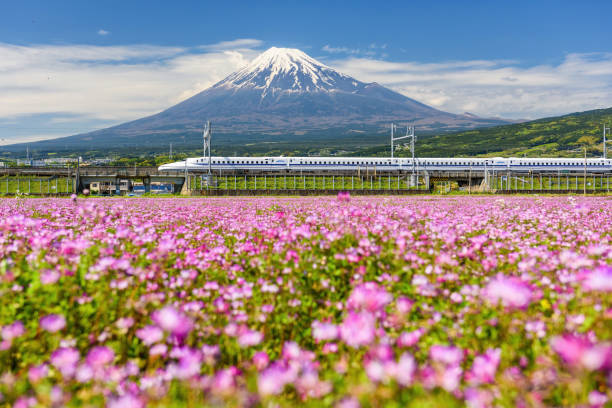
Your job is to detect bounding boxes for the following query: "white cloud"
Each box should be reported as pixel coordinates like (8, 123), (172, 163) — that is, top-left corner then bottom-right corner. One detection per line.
(328, 53), (612, 119)
(322, 45), (360, 54)
(97, 29), (110, 36)
(0, 40), (262, 142)
(322, 45), (376, 57)
(200, 38), (263, 51)
(1, 39), (611, 144)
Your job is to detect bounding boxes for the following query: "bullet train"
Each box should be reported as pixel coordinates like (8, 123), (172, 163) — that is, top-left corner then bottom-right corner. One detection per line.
(158, 156), (612, 172)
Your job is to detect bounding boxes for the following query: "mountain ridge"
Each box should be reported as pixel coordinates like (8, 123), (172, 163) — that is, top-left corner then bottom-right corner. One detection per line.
(352, 106), (612, 158)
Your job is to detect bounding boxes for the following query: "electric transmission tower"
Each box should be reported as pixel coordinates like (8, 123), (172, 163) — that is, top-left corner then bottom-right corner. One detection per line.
(203, 121), (212, 174)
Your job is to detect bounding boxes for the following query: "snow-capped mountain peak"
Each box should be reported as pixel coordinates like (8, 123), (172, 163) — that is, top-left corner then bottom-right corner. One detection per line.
(216, 47), (360, 96)
(41, 46), (511, 149)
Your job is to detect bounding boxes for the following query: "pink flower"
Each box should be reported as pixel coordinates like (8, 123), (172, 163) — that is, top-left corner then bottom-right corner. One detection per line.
(107, 394), (144, 408)
(50, 347), (80, 377)
(397, 329), (424, 348)
(429, 345), (463, 366)
(311, 321), (338, 341)
(237, 330), (263, 347)
(588, 391), (608, 407)
(295, 370), (332, 398)
(40, 270), (60, 285)
(86, 346), (114, 367)
(75, 364), (93, 383)
(396, 297), (414, 315)
(253, 351), (269, 370)
(365, 359), (387, 382)
(322, 343), (338, 354)
(1, 320), (25, 341)
(116, 317), (134, 330)
(337, 397), (360, 408)
(440, 365), (463, 392)
(28, 364), (49, 382)
(484, 275), (532, 309)
(465, 387), (494, 408)
(136, 325), (164, 345)
(258, 364), (295, 396)
(150, 343), (167, 356)
(467, 348), (501, 385)
(395, 353), (416, 386)
(152, 306), (193, 338)
(337, 191), (350, 202)
(170, 349), (202, 380)
(582, 266), (612, 292)
(40, 314), (66, 333)
(340, 311), (376, 348)
(550, 335), (611, 370)
(212, 366), (239, 394)
(346, 282), (392, 313)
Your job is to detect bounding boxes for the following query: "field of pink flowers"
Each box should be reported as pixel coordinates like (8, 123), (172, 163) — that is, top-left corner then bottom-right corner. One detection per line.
(0, 195), (611, 407)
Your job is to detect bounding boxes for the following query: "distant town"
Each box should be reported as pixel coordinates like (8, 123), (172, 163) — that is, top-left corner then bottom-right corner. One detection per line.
(0, 156), (113, 167)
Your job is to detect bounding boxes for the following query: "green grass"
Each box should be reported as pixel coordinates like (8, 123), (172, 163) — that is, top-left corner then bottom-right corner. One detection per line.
(0, 176), (74, 195)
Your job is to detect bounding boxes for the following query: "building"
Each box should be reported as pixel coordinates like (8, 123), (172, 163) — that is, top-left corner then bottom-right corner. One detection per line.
(89, 181), (116, 195)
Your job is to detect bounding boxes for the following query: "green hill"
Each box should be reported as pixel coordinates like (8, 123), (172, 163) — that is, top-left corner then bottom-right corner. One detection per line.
(355, 107), (612, 158)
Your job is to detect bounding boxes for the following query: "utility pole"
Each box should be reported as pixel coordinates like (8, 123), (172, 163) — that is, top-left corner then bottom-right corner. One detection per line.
(390, 124), (416, 185)
(203, 121), (212, 174)
(391, 123), (394, 158)
(468, 164), (472, 194)
(584, 146), (587, 196)
(76, 156), (81, 194)
(390, 124), (415, 159)
(184, 159), (188, 192)
(604, 124), (611, 159)
(169, 143), (172, 161)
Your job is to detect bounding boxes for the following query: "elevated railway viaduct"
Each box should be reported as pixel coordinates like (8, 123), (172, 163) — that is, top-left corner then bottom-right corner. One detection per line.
(0, 166), (610, 195)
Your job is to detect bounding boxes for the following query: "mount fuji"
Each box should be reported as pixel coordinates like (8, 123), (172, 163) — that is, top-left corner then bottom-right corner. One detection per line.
(8, 47), (510, 153)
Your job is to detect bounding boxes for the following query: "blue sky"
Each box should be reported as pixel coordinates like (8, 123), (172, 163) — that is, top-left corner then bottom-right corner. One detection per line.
(1, 0), (612, 144)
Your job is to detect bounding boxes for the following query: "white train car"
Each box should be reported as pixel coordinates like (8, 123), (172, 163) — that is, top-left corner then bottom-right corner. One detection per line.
(159, 156), (612, 172)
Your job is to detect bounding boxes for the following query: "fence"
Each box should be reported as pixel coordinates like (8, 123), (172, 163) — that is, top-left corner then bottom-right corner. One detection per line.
(184, 173), (429, 194)
(0, 176), (74, 195)
(486, 172), (612, 193)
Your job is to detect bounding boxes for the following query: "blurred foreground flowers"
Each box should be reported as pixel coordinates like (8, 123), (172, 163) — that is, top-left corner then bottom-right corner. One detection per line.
(0, 196), (610, 407)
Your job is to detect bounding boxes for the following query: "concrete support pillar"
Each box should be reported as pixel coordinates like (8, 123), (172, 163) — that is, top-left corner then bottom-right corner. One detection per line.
(575, 176), (578, 191)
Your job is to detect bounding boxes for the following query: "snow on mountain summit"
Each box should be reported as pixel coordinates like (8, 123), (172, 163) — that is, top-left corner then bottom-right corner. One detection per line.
(216, 47), (362, 97)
